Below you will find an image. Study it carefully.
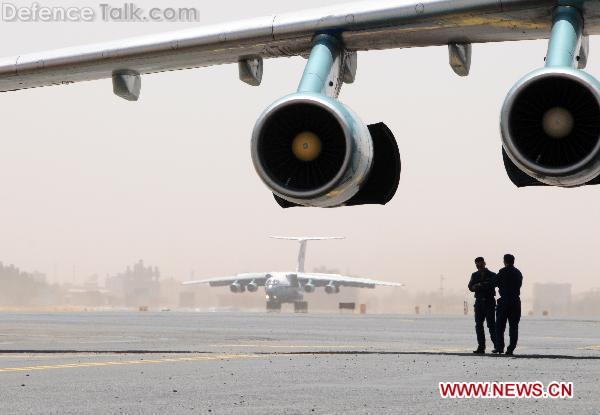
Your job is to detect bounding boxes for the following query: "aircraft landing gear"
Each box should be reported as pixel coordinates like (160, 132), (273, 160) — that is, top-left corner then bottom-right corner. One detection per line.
(294, 301), (308, 314)
(266, 299), (281, 312)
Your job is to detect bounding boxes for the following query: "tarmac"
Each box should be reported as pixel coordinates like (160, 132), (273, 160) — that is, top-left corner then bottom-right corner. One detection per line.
(0, 311), (598, 414)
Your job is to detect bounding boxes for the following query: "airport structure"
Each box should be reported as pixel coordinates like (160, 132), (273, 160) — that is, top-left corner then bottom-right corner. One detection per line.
(105, 260), (161, 308)
(533, 283), (572, 316)
(0, 262), (55, 307)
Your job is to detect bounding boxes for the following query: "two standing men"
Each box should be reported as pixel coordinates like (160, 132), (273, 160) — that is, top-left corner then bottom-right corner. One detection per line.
(468, 255), (523, 355)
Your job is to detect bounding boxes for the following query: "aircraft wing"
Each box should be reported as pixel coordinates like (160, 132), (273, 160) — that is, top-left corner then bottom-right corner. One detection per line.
(183, 273), (268, 287)
(2, 0), (600, 93)
(297, 272), (403, 288)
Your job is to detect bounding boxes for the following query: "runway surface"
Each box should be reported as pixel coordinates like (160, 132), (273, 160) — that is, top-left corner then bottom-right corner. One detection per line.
(0, 312), (598, 414)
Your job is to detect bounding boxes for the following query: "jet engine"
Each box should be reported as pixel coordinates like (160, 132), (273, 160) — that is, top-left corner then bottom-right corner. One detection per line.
(230, 282), (245, 293)
(501, 68), (600, 187)
(303, 281), (316, 293)
(251, 93), (400, 208)
(500, 6), (600, 188)
(251, 34), (400, 208)
(246, 281), (259, 292)
(324, 282), (340, 294)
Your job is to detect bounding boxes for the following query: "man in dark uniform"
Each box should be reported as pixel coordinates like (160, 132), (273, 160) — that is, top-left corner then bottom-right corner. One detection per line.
(494, 254), (523, 355)
(468, 257), (497, 354)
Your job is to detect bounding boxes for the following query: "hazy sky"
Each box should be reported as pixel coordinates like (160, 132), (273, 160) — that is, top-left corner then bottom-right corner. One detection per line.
(1, 0), (599, 296)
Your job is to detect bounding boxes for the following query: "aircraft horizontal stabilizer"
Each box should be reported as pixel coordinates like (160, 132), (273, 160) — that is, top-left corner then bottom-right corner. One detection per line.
(270, 236), (344, 241)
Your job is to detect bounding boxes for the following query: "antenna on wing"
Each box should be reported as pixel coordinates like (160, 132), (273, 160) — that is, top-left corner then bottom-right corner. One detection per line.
(270, 236), (344, 273)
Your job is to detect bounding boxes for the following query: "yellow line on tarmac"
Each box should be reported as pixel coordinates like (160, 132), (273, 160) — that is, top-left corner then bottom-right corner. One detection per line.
(0, 354), (258, 373)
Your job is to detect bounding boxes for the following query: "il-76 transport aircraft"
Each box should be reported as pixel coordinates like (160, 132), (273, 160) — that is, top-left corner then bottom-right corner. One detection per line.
(183, 236), (403, 311)
(1, 1), (600, 208)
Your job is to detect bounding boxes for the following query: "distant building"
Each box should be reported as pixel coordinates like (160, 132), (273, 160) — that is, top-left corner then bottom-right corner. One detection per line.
(105, 260), (160, 307)
(0, 262), (54, 307)
(571, 289), (600, 316)
(64, 275), (109, 307)
(533, 283), (572, 316)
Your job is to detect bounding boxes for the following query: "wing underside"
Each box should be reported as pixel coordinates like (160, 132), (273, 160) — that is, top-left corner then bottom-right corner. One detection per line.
(297, 273), (403, 288)
(1, 0), (600, 92)
(183, 273), (267, 287)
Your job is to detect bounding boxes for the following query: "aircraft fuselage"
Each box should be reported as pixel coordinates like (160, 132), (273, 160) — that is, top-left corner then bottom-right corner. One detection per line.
(264, 273), (304, 304)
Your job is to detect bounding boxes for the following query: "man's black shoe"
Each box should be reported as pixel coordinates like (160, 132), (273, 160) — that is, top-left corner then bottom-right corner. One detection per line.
(505, 348), (515, 356)
(492, 349), (503, 354)
(473, 347), (485, 354)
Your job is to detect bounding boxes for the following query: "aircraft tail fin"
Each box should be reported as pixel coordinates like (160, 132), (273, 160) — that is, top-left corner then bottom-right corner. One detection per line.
(270, 236), (344, 273)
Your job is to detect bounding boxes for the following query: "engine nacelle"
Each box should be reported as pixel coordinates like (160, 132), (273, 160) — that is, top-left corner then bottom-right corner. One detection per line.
(501, 68), (600, 187)
(303, 282), (316, 293)
(246, 281), (259, 292)
(324, 282), (340, 294)
(230, 282), (245, 293)
(251, 93), (400, 207)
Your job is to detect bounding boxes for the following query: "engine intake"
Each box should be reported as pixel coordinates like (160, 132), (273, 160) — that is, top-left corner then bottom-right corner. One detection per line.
(303, 282), (316, 293)
(230, 282), (245, 293)
(325, 282), (340, 294)
(251, 93), (400, 207)
(501, 68), (600, 187)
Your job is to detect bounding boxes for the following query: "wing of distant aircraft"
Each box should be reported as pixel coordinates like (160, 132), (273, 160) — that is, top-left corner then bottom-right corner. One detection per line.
(182, 272), (402, 288)
(183, 273), (268, 289)
(2, 1), (600, 206)
(297, 272), (404, 289)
